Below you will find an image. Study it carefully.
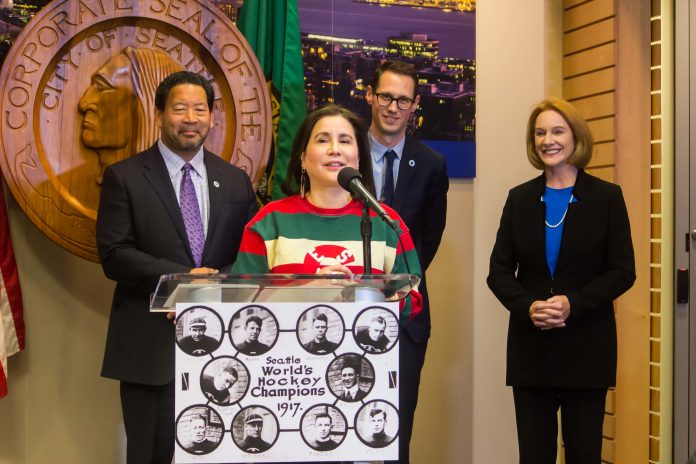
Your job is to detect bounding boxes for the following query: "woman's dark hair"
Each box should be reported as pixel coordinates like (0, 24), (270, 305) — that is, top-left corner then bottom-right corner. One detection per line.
(282, 104), (375, 197)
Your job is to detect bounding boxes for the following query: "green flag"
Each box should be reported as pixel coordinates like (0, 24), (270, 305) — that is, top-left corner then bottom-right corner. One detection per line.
(238, 0), (306, 203)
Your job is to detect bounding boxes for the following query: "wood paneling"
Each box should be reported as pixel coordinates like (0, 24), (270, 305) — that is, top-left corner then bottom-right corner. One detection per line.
(563, 68), (615, 99)
(563, 0), (590, 9)
(651, 143), (661, 164)
(564, 43), (615, 77)
(589, 142), (615, 167)
(564, 18), (615, 54)
(604, 414), (617, 437)
(606, 389), (616, 414)
(571, 93), (615, 120)
(586, 165), (614, 182)
(564, 0), (615, 32)
(587, 117), (615, 143)
(602, 438), (616, 462)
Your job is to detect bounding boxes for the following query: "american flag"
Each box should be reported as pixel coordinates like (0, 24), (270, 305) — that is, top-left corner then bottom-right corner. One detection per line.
(0, 177), (24, 398)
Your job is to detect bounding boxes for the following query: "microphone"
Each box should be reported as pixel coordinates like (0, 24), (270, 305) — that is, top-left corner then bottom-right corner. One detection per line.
(337, 167), (398, 229)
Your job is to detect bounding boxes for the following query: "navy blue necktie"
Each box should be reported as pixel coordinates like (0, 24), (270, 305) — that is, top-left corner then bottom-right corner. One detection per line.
(383, 150), (397, 206)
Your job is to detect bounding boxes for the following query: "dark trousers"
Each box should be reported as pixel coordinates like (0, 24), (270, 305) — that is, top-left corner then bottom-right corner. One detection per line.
(385, 330), (428, 464)
(512, 386), (608, 464)
(120, 380), (175, 464)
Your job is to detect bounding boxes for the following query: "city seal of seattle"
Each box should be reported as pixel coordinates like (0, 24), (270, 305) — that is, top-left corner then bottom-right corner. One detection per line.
(0, 0), (271, 262)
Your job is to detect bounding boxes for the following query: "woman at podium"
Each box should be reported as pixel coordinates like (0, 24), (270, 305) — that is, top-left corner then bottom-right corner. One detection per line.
(232, 104), (422, 325)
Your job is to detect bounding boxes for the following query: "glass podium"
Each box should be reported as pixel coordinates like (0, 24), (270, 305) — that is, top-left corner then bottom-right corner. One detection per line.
(150, 273), (420, 312)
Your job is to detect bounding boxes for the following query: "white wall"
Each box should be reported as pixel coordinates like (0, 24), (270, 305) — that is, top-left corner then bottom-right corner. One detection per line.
(0, 196), (125, 464)
(0, 1), (560, 463)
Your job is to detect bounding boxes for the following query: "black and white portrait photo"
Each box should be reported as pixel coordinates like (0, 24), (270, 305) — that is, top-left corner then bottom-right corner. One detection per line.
(327, 353), (375, 402)
(230, 306), (278, 356)
(175, 406), (224, 455)
(176, 306), (223, 356)
(232, 406), (278, 454)
(353, 307), (399, 354)
(355, 401), (399, 448)
(300, 404), (347, 452)
(297, 305), (344, 355)
(200, 357), (249, 406)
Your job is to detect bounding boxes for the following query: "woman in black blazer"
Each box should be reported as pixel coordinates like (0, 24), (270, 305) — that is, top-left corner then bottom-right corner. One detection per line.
(487, 98), (636, 464)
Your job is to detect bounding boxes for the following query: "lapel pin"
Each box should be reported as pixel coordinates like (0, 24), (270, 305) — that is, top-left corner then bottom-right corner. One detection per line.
(213, 181), (220, 188)
(409, 160), (415, 167)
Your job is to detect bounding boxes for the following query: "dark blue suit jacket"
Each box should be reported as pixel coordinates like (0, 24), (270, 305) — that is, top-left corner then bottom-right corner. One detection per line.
(392, 136), (448, 343)
(97, 144), (256, 385)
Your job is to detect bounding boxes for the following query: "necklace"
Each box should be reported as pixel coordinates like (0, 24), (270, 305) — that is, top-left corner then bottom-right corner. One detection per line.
(545, 194), (574, 228)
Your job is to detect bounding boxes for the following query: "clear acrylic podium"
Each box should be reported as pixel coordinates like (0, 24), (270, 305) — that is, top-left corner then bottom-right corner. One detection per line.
(150, 273), (420, 311)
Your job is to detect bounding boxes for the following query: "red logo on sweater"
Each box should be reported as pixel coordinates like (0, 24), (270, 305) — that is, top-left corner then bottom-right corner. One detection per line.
(305, 245), (356, 272)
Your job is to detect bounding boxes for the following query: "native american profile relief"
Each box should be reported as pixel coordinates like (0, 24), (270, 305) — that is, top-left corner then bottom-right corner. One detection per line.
(78, 47), (184, 185)
(0, 1), (271, 262)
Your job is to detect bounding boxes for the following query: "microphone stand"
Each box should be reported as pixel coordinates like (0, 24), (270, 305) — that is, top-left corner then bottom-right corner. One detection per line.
(360, 202), (372, 275)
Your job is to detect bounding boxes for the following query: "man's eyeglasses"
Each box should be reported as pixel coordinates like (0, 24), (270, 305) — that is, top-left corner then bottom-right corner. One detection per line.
(374, 92), (416, 110)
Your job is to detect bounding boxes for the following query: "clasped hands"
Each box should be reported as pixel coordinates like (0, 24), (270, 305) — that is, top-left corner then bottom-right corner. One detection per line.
(529, 295), (570, 330)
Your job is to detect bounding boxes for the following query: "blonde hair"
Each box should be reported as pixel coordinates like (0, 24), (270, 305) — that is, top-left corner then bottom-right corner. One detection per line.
(525, 97), (593, 170)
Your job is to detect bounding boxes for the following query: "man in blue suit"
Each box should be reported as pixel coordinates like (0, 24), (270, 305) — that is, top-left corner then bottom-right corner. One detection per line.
(366, 60), (449, 463)
(97, 71), (256, 464)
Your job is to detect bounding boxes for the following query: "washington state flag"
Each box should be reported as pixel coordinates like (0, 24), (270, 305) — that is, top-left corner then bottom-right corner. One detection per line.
(238, 0), (307, 203)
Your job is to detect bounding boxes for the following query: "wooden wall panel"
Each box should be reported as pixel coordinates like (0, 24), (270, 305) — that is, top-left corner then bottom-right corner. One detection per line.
(564, 0), (590, 8)
(587, 117), (615, 143)
(602, 439), (616, 462)
(564, 18), (616, 53)
(586, 165), (614, 182)
(564, 0), (615, 31)
(647, 1), (670, 462)
(570, 93), (616, 120)
(564, 43), (616, 77)
(589, 142), (615, 167)
(563, 68), (615, 99)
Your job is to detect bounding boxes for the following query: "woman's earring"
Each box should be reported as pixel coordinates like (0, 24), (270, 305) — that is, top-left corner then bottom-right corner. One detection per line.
(300, 168), (306, 198)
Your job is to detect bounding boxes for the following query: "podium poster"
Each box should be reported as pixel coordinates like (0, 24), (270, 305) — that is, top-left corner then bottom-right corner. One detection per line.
(174, 301), (400, 463)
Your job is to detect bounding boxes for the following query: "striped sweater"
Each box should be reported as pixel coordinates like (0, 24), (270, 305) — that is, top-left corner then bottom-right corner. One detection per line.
(231, 195), (422, 323)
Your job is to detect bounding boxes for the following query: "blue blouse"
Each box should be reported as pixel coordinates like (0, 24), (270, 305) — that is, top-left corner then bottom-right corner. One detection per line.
(543, 186), (576, 277)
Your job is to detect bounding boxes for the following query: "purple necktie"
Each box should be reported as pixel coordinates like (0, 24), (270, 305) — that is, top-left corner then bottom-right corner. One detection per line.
(383, 150), (397, 206)
(180, 163), (204, 267)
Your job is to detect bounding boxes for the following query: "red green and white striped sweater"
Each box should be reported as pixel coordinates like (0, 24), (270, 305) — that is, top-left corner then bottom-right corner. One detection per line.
(231, 195), (422, 324)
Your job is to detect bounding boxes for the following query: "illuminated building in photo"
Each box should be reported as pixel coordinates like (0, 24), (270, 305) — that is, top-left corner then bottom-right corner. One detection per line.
(387, 33), (439, 59)
(353, 0), (476, 13)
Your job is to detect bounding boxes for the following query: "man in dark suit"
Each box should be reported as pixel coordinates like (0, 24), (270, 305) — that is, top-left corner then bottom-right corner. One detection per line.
(97, 71), (256, 464)
(366, 60), (449, 463)
(337, 362), (368, 402)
